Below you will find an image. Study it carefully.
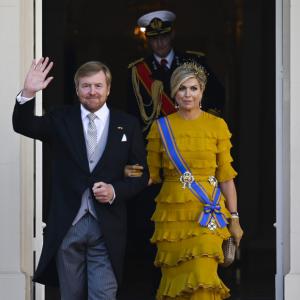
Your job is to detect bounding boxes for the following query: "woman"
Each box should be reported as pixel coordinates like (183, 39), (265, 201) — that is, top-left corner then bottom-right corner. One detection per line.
(146, 62), (243, 300)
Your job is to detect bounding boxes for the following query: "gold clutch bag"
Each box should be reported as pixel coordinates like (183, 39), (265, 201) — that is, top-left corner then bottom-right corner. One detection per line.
(220, 237), (236, 267)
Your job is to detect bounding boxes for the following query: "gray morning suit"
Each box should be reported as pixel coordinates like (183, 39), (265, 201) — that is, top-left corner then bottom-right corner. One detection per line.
(12, 99), (149, 299)
(56, 112), (117, 299)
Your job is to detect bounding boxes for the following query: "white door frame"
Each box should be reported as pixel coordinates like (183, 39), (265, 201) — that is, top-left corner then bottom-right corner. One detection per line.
(34, 0), (45, 299)
(276, 0), (289, 299)
(32, 1), (288, 299)
(275, 0), (284, 296)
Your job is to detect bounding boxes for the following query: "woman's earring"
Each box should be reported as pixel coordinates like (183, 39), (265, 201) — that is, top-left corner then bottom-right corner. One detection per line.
(199, 102), (202, 108)
(175, 102), (179, 109)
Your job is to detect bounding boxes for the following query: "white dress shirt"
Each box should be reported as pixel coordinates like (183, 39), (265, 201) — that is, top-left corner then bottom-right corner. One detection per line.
(154, 48), (175, 69)
(16, 92), (34, 104)
(80, 103), (109, 144)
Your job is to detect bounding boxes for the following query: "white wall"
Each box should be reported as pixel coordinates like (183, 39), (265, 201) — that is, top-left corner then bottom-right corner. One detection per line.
(0, 0), (34, 299)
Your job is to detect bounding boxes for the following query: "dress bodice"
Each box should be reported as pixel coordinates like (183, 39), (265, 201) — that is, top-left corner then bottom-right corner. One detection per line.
(146, 111), (237, 184)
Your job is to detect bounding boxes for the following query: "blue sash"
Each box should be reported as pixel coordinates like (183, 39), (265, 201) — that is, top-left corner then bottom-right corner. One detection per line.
(157, 116), (228, 229)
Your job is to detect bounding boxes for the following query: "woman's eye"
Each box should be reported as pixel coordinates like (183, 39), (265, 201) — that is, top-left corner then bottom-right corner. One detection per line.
(178, 86), (186, 91)
(191, 86), (198, 91)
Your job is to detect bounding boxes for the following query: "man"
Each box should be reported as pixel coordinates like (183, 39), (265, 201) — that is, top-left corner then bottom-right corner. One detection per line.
(127, 10), (225, 137)
(13, 57), (149, 299)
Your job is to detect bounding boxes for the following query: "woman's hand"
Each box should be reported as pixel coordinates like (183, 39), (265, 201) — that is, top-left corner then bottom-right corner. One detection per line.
(124, 164), (144, 177)
(228, 218), (244, 247)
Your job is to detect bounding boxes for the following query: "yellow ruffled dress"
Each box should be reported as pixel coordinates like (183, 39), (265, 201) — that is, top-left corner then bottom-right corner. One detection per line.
(146, 112), (237, 300)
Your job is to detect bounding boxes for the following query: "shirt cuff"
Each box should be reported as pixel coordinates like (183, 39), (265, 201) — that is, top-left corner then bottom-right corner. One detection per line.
(16, 91), (34, 105)
(108, 185), (116, 205)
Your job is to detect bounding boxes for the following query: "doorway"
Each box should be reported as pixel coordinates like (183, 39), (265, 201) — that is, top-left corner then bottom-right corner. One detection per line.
(42, 1), (276, 299)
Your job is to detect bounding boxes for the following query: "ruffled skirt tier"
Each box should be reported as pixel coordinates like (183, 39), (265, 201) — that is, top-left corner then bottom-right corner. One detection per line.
(152, 182), (231, 300)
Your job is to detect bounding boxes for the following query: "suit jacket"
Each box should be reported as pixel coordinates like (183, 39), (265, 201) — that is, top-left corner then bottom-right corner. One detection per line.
(127, 50), (225, 137)
(13, 99), (149, 286)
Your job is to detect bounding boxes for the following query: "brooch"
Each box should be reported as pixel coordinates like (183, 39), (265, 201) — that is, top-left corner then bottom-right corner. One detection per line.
(208, 176), (218, 187)
(180, 171), (194, 189)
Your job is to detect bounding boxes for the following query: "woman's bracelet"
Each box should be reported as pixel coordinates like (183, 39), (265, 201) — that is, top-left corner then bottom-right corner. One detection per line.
(230, 212), (239, 219)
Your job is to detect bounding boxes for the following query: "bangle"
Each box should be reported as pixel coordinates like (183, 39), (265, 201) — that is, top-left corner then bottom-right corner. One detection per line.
(230, 212), (239, 218)
(231, 215), (239, 219)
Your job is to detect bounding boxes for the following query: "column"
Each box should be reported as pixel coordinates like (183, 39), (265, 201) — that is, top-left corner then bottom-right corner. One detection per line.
(0, 0), (34, 299)
(284, 0), (300, 298)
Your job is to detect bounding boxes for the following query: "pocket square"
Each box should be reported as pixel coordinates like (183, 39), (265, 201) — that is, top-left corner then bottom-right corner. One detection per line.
(121, 134), (127, 142)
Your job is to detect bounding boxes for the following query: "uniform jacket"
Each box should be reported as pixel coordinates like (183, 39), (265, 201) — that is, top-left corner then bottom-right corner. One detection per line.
(12, 99), (149, 286)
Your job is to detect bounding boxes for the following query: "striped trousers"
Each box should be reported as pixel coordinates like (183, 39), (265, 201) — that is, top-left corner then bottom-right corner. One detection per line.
(56, 213), (117, 300)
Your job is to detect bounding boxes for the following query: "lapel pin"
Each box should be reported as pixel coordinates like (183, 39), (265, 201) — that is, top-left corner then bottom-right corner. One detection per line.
(117, 126), (123, 130)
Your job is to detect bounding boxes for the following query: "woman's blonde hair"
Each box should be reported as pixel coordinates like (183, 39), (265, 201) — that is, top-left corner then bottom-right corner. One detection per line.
(170, 62), (207, 98)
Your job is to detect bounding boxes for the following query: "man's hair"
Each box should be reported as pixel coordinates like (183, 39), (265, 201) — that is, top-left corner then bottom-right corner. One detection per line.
(74, 61), (112, 88)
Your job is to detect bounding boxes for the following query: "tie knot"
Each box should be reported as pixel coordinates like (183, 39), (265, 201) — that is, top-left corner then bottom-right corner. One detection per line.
(160, 58), (168, 67)
(88, 113), (97, 122)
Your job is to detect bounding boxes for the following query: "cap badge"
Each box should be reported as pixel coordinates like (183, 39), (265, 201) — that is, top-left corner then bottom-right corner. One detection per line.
(150, 18), (163, 30)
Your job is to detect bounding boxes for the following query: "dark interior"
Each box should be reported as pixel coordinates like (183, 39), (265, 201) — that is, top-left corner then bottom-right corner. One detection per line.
(41, 1), (276, 299)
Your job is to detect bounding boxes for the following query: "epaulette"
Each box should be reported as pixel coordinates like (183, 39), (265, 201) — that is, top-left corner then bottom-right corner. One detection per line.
(186, 50), (206, 57)
(128, 58), (144, 69)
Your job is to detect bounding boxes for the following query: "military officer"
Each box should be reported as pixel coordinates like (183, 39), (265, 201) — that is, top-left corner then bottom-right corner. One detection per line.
(127, 10), (225, 137)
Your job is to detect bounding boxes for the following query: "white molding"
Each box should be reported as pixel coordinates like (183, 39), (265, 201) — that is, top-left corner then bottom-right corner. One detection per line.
(33, 0), (45, 299)
(289, 0), (300, 273)
(284, 0), (300, 298)
(276, 0), (289, 299)
(18, 1), (35, 300)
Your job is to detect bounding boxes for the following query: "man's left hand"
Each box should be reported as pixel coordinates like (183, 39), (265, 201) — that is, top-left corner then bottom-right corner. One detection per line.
(92, 182), (114, 203)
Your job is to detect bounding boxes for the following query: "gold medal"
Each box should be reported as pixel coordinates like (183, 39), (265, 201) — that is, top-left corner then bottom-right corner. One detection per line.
(207, 217), (217, 231)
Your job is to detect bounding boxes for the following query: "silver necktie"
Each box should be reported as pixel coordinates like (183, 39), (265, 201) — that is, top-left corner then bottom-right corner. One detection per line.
(87, 113), (97, 157)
